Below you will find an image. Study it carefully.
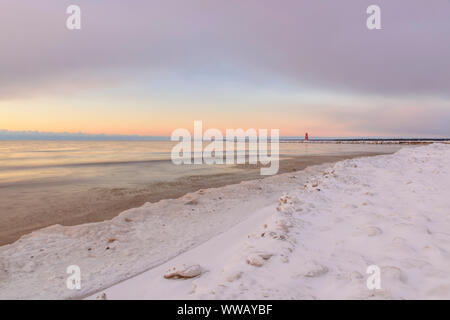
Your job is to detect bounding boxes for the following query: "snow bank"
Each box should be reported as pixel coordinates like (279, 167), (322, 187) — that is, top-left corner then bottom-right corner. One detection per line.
(2, 144), (450, 299)
(89, 144), (450, 300)
(0, 155), (322, 299)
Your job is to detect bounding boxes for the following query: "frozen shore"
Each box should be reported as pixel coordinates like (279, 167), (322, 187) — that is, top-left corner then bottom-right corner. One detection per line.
(0, 157), (328, 299)
(89, 143), (450, 300)
(1, 144), (450, 299)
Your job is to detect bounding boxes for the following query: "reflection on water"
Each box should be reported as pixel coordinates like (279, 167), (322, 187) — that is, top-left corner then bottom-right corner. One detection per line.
(0, 141), (403, 187)
(0, 141), (231, 187)
(0, 140), (405, 245)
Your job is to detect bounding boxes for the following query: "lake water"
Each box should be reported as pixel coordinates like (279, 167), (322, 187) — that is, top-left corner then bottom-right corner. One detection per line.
(0, 140), (402, 187)
(0, 140), (403, 245)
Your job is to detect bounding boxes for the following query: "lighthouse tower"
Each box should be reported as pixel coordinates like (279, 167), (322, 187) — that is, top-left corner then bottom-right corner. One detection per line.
(305, 132), (309, 141)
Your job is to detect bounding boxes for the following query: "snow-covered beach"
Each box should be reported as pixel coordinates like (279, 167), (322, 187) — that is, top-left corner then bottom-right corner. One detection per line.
(0, 140), (397, 246)
(1, 143), (450, 299)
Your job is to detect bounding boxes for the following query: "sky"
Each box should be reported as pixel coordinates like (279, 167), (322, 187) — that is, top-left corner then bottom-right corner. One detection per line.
(0, 0), (449, 138)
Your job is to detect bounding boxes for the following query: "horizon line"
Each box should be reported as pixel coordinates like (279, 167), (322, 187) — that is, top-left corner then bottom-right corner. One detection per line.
(0, 130), (449, 141)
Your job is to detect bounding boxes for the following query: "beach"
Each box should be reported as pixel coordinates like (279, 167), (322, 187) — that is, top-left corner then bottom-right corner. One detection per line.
(90, 143), (450, 300)
(1, 143), (450, 299)
(2, 0), (449, 305)
(0, 141), (400, 245)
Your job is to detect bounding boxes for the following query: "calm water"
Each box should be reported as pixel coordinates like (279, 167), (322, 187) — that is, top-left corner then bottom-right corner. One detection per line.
(0, 141), (234, 189)
(0, 140), (405, 245)
(0, 140), (402, 188)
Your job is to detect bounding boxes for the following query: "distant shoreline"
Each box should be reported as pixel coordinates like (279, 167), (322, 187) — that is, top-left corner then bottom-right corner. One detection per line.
(280, 138), (450, 144)
(1, 131), (449, 143)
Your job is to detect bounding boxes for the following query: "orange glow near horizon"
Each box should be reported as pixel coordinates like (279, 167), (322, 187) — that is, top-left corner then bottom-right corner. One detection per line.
(1, 97), (365, 137)
(3, 91), (445, 138)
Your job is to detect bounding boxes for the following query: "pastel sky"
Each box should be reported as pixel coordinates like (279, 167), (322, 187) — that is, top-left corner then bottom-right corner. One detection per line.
(0, 0), (449, 137)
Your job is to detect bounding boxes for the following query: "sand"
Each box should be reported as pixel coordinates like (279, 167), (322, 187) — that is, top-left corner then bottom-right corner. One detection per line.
(0, 152), (390, 246)
(2, 144), (450, 299)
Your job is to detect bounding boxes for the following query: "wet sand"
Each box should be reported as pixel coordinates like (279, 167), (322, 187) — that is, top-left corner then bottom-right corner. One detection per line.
(0, 152), (390, 246)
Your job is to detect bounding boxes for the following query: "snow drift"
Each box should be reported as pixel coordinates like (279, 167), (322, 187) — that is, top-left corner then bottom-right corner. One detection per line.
(1, 144), (450, 299)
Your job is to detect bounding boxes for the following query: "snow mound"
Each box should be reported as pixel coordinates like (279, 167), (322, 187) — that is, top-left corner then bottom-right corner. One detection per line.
(2, 143), (450, 300)
(90, 143), (450, 300)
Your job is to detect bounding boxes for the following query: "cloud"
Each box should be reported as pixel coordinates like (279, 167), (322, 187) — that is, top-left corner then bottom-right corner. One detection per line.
(318, 97), (450, 137)
(1, 0), (449, 99)
(0, 72), (122, 101)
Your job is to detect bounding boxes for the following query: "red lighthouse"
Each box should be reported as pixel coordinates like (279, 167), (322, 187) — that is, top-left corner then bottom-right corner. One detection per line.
(305, 132), (309, 141)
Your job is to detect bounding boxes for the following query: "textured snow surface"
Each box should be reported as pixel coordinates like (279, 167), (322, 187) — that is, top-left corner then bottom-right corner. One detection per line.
(2, 144), (450, 299)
